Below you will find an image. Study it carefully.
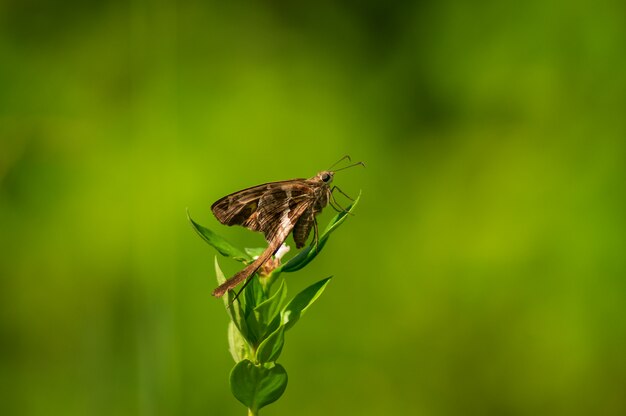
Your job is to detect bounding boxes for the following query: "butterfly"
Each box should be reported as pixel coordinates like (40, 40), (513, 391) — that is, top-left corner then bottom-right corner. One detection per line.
(210, 156), (363, 297)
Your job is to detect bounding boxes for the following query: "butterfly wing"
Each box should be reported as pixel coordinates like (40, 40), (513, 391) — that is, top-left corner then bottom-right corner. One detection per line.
(211, 179), (314, 242)
(212, 199), (313, 297)
(211, 182), (316, 297)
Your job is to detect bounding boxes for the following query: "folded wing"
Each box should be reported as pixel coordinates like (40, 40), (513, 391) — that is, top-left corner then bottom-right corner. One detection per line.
(211, 180), (313, 242)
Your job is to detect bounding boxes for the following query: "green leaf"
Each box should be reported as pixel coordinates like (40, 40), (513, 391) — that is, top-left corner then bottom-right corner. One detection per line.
(256, 326), (285, 363)
(244, 247), (265, 258)
(282, 276), (333, 331)
(246, 278), (289, 344)
(243, 276), (269, 345)
(230, 360), (288, 412)
(321, 190), (362, 236)
(263, 314), (282, 343)
(244, 275), (267, 316)
(215, 258), (249, 341)
(187, 210), (250, 263)
(279, 192), (360, 273)
(253, 279), (287, 333)
(228, 321), (251, 362)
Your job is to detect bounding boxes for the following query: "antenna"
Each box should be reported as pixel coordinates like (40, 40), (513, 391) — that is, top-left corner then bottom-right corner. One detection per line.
(334, 161), (366, 172)
(328, 155), (351, 170)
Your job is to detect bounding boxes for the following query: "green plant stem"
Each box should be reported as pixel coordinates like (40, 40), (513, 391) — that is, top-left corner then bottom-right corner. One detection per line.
(248, 408), (257, 416)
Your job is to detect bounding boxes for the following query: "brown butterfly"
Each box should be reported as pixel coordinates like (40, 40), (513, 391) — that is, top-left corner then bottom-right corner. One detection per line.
(211, 156), (364, 298)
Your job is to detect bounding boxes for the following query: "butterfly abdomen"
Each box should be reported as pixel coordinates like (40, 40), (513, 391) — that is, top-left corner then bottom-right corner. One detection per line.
(293, 209), (315, 248)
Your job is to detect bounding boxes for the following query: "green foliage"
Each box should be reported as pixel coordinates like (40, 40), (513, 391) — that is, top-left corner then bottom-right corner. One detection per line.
(230, 360), (288, 413)
(278, 192), (361, 273)
(281, 277), (333, 332)
(187, 210), (251, 263)
(189, 196), (358, 414)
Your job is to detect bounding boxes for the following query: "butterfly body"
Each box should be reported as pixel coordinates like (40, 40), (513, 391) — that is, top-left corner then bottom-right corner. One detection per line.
(210, 171), (334, 297)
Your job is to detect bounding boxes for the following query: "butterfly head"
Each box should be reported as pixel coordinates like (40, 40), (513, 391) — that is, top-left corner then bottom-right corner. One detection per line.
(316, 170), (334, 184)
(314, 160), (365, 186)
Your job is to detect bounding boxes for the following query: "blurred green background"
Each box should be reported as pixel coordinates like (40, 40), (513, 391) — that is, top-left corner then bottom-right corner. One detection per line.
(1, 1), (625, 415)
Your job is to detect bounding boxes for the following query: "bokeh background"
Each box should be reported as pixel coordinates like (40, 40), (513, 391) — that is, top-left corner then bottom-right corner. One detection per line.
(1, 1), (625, 415)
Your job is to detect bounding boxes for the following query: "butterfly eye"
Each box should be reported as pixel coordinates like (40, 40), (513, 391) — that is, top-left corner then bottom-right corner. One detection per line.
(321, 173), (331, 182)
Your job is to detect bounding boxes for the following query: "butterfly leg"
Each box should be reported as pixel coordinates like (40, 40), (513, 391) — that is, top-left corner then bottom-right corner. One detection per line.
(328, 199), (343, 213)
(329, 188), (355, 216)
(331, 185), (355, 201)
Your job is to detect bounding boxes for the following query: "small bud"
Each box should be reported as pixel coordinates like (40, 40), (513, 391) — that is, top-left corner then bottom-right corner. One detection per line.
(274, 244), (290, 261)
(259, 244), (290, 276)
